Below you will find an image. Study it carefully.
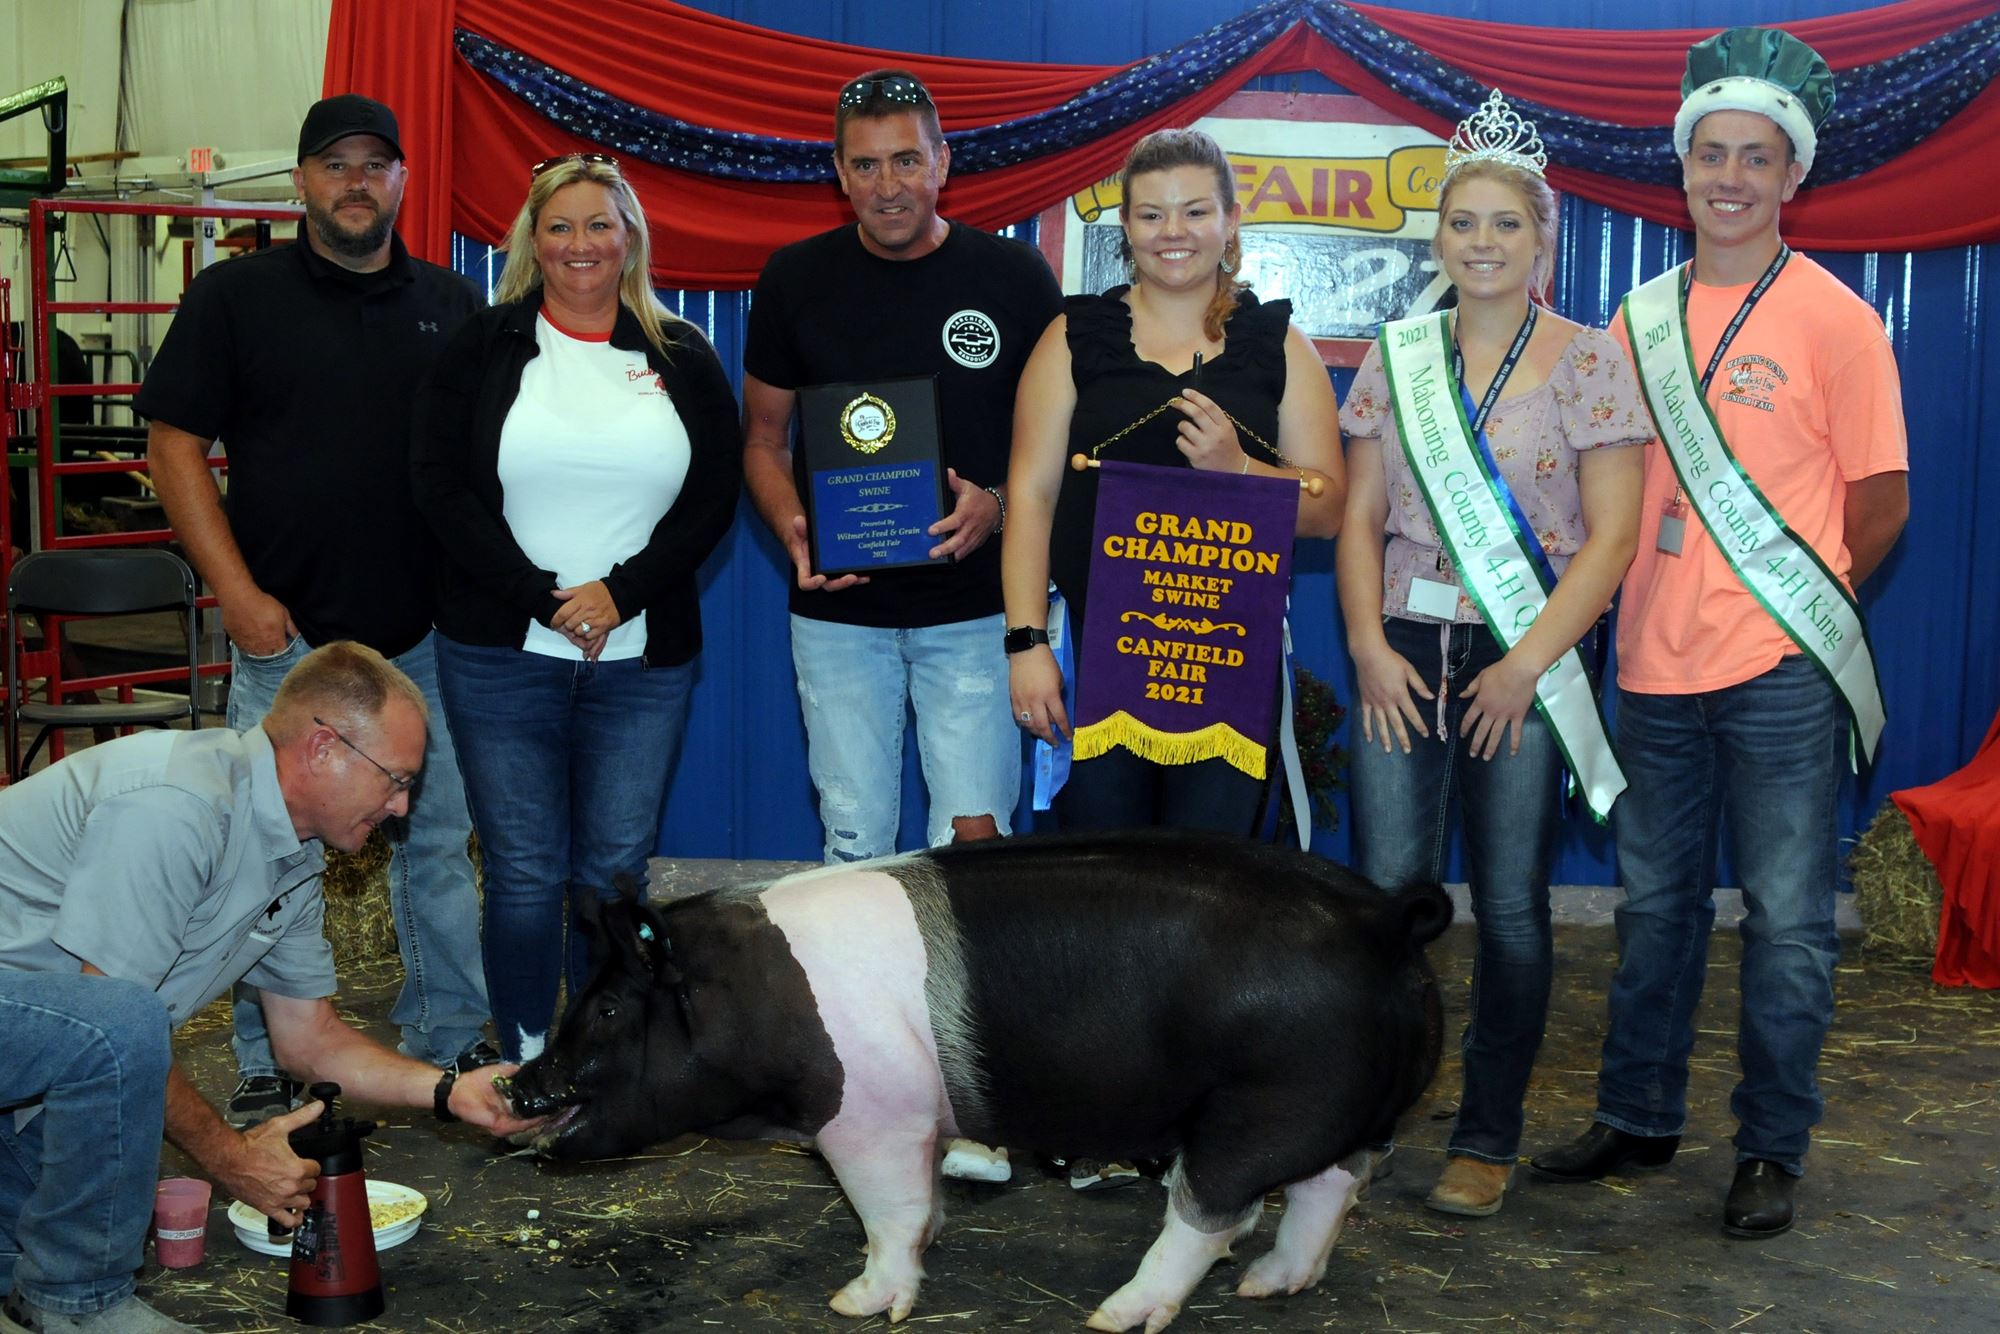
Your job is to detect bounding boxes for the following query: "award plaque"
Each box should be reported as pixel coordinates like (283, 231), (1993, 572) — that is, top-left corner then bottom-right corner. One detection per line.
(798, 375), (947, 576)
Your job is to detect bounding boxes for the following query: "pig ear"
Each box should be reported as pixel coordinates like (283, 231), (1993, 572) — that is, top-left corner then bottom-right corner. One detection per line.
(602, 900), (681, 986)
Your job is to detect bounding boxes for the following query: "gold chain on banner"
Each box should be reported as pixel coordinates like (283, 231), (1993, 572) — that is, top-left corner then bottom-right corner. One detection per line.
(1084, 397), (1291, 466)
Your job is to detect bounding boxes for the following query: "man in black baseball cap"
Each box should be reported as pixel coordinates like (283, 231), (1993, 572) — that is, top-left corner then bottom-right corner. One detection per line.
(289, 95), (407, 264)
(140, 88), (494, 1134)
(297, 92), (404, 163)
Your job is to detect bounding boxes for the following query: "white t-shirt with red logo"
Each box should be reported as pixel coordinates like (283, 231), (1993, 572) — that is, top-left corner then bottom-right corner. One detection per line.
(498, 312), (691, 661)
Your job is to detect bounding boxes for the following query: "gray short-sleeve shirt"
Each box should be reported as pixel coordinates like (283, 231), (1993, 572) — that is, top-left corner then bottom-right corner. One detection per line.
(0, 726), (334, 1027)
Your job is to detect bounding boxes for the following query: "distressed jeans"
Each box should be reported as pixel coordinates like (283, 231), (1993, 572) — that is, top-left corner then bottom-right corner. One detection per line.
(789, 613), (1018, 862)
(435, 636), (694, 1063)
(1597, 656), (1844, 1175)
(227, 631), (489, 1068)
(1349, 616), (1562, 1164)
(0, 972), (171, 1313)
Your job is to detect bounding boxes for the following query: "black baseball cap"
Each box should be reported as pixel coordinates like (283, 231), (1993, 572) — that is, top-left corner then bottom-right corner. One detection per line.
(298, 94), (404, 162)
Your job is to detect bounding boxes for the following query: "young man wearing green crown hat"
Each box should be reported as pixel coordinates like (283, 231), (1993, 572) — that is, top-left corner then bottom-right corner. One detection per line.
(1531, 28), (1909, 1239)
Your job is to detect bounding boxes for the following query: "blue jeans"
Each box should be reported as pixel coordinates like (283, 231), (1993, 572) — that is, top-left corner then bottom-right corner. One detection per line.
(789, 613), (1019, 862)
(435, 636), (694, 1063)
(227, 632), (488, 1068)
(1349, 617), (1562, 1163)
(0, 972), (171, 1313)
(1053, 745), (1268, 835)
(1597, 656), (1843, 1175)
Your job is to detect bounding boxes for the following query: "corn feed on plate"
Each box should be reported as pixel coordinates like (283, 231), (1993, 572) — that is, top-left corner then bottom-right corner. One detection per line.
(228, 1180), (427, 1257)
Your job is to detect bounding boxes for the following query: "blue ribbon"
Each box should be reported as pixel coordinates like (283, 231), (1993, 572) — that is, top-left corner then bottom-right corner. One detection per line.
(1460, 381), (1561, 598)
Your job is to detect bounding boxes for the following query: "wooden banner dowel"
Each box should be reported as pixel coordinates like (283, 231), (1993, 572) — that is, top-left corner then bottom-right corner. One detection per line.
(1071, 452), (1323, 496)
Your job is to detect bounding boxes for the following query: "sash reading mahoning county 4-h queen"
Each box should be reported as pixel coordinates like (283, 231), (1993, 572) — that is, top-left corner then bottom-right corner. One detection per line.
(1623, 268), (1886, 766)
(1378, 311), (1627, 822)
(1073, 461), (1295, 779)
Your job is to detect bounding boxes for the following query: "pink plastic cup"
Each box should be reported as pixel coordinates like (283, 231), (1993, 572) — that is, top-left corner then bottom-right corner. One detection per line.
(152, 1177), (212, 1268)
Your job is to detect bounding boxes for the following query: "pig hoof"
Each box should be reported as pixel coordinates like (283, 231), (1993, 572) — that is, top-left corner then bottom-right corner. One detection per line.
(829, 1276), (917, 1322)
(1235, 1251), (1324, 1299)
(1086, 1297), (1181, 1333)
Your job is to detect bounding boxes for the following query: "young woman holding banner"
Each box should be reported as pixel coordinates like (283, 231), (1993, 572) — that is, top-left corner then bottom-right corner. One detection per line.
(1004, 128), (1344, 837)
(1334, 91), (1648, 1218)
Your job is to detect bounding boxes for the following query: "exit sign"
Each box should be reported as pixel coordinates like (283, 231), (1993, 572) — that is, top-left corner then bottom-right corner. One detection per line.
(188, 147), (218, 173)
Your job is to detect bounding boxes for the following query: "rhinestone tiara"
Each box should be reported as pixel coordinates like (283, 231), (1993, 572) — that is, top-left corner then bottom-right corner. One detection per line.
(1443, 89), (1548, 178)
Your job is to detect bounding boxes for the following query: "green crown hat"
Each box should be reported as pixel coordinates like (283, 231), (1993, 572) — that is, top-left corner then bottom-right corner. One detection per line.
(1673, 27), (1835, 179)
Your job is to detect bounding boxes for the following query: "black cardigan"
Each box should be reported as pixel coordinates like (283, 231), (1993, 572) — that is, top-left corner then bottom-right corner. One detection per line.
(410, 293), (741, 667)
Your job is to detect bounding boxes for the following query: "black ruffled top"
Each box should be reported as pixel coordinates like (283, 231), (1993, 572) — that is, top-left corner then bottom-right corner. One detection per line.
(1049, 285), (1292, 631)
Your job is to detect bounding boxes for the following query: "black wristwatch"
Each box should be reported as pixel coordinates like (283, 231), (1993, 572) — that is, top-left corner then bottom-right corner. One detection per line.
(433, 1067), (460, 1123)
(1003, 626), (1050, 655)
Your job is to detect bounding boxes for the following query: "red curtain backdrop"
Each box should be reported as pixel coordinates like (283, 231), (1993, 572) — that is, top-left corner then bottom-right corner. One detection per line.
(324, 0), (2000, 289)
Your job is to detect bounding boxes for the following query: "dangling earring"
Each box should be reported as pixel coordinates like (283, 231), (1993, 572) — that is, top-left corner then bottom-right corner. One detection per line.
(1219, 232), (1242, 277)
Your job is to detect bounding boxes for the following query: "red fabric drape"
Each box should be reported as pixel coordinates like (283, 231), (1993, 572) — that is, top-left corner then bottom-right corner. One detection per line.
(325, 0), (2000, 288)
(322, 0), (456, 266)
(1893, 709), (2000, 989)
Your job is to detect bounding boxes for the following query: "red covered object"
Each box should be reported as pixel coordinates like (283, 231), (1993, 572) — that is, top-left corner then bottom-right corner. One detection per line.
(1893, 708), (2000, 989)
(324, 0), (2000, 287)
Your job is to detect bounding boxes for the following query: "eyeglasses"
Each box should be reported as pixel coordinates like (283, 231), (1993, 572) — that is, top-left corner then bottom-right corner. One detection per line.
(531, 151), (622, 180)
(837, 75), (933, 110)
(314, 715), (416, 794)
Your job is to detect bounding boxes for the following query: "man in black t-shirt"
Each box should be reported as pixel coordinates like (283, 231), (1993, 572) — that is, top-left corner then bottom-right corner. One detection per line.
(140, 95), (493, 1127)
(742, 68), (1062, 873)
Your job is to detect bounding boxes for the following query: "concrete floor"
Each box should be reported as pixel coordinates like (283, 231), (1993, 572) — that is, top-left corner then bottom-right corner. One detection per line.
(142, 859), (2000, 1334)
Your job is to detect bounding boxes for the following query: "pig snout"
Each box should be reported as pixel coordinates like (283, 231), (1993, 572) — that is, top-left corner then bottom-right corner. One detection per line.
(495, 1067), (581, 1119)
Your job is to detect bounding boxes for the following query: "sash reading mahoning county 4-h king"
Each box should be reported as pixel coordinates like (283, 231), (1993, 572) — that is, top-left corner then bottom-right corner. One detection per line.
(1622, 268), (1886, 765)
(1073, 461), (1294, 778)
(1377, 311), (1627, 822)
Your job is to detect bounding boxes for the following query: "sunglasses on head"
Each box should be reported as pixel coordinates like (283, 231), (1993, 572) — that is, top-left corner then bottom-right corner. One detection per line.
(531, 151), (622, 180)
(837, 75), (933, 110)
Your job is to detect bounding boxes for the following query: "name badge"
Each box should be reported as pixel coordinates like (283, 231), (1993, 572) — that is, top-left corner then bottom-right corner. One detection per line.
(1657, 495), (1690, 556)
(1407, 575), (1461, 621)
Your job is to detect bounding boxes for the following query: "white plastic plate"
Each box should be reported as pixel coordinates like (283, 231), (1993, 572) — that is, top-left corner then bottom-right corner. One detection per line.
(228, 1180), (428, 1258)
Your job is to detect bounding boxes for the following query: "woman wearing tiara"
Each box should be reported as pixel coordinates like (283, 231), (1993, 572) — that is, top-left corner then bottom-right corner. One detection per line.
(1005, 127), (1344, 836)
(1335, 91), (1649, 1217)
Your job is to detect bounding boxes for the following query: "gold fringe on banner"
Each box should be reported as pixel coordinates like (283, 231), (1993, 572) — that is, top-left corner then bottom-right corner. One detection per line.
(1073, 711), (1269, 779)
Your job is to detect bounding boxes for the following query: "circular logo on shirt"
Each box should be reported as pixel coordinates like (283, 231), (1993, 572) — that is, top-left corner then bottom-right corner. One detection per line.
(839, 392), (897, 454)
(942, 309), (1001, 369)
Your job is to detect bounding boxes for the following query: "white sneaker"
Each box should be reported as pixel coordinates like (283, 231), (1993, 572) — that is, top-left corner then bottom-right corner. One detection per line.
(940, 1138), (1012, 1183)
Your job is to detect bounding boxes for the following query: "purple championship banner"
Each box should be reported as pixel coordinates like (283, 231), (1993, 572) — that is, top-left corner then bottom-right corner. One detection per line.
(1074, 461), (1296, 778)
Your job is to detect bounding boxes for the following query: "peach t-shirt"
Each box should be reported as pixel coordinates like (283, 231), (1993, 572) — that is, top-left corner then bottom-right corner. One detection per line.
(1613, 254), (1908, 694)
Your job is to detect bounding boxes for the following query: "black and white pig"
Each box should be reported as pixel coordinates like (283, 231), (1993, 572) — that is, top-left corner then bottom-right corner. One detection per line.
(503, 830), (1449, 1333)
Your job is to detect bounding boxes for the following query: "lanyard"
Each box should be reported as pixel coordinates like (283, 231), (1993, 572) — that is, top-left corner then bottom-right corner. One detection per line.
(1668, 245), (1790, 508)
(1451, 304), (1538, 435)
(1687, 245), (1789, 391)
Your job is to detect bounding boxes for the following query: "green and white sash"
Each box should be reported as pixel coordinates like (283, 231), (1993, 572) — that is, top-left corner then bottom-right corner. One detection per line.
(1623, 267), (1886, 764)
(1379, 312), (1627, 822)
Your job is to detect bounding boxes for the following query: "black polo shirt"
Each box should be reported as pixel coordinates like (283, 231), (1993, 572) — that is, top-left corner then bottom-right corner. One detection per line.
(137, 235), (482, 657)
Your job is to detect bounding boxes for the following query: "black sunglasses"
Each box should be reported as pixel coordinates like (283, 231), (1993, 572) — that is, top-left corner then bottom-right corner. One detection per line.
(837, 75), (933, 110)
(531, 151), (622, 180)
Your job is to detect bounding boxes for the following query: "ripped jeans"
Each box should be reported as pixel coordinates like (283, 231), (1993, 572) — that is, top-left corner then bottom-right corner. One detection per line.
(789, 613), (1019, 862)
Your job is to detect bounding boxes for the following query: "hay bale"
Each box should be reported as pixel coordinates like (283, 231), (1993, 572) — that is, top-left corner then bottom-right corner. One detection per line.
(1847, 801), (1941, 969)
(320, 832), (398, 971)
(318, 832), (482, 971)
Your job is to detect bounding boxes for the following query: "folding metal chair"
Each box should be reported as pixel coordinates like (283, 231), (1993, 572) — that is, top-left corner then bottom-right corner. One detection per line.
(5, 548), (200, 780)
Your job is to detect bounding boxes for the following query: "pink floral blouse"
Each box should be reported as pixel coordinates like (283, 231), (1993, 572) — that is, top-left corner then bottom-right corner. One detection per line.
(1339, 324), (1651, 625)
